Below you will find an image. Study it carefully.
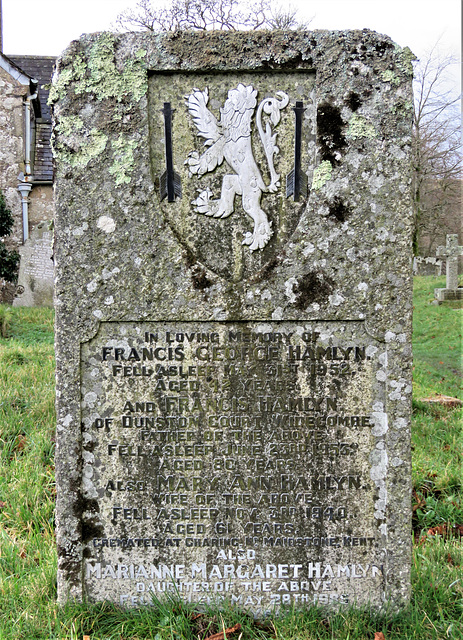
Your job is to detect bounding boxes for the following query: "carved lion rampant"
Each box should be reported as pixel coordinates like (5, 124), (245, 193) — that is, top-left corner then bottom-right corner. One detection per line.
(186, 84), (289, 252)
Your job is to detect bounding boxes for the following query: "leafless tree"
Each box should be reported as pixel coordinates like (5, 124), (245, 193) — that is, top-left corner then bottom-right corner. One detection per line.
(412, 48), (462, 255)
(115, 0), (309, 32)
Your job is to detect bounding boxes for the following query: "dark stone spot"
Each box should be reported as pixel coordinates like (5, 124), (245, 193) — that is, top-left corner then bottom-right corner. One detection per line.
(346, 92), (361, 112)
(293, 271), (335, 309)
(191, 266), (212, 290)
(183, 247), (196, 269)
(317, 102), (346, 165)
(375, 41), (394, 54)
(328, 197), (351, 223)
(82, 439), (96, 453)
(82, 519), (104, 542)
(182, 249), (213, 289)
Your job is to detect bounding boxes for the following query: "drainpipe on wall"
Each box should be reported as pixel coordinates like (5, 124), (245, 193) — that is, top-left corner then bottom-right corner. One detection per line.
(17, 181), (32, 243)
(17, 83), (38, 243)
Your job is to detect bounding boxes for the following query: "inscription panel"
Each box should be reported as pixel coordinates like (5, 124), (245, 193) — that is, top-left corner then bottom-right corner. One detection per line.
(81, 321), (387, 610)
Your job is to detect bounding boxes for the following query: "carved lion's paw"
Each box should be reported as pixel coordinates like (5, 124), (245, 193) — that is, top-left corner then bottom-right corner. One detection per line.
(242, 222), (273, 251)
(185, 151), (200, 175)
(192, 189), (221, 217)
(242, 231), (254, 246)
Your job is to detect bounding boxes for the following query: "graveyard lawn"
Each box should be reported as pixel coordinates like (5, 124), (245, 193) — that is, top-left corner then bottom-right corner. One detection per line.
(0, 277), (461, 639)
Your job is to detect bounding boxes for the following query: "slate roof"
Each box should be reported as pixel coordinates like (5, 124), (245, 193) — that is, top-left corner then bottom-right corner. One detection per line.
(9, 56), (56, 120)
(34, 121), (54, 182)
(8, 56), (56, 182)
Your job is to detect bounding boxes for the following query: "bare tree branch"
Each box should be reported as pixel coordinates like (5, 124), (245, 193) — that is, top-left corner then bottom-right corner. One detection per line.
(412, 47), (462, 256)
(114, 0), (310, 32)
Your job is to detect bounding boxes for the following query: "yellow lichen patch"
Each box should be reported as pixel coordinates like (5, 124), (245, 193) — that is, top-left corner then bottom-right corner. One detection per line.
(347, 114), (377, 140)
(311, 160), (332, 191)
(50, 34), (148, 105)
(55, 127), (108, 168)
(109, 137), (139, 185)
(381, 70), (400, 86)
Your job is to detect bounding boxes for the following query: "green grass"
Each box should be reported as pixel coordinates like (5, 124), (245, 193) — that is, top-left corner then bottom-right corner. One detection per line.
(0, 279), (462, 639)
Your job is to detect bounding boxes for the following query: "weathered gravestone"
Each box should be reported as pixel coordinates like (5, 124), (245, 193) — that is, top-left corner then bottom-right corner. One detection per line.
(434, 234), (463, 301)
(13, 220), (54, 307)
(52, 30), (415, 613)
(412, 256), (443, 277)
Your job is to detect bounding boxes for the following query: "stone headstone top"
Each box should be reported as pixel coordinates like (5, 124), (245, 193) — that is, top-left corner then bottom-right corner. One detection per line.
(52, 30), (414, 614)
(436, 234), (463, 290)
(434, 234), (463, 301)
(413, 256), (443, 277)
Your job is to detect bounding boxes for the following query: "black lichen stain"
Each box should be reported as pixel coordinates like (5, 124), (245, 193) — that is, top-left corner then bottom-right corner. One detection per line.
(183, 248), (213, 290)
(374, 40), (394, 55)
(82, 519), (104, 543)
(69, 481), (103, 543)
(191, 266), (212, 290)
(346, 91), (361, 112)
(316, 102), (346, 165)
(81, 498), (103, 543)
(293, 271), (335, 309)
(57, 543), (83, 589)
(328, 197), (351, 223)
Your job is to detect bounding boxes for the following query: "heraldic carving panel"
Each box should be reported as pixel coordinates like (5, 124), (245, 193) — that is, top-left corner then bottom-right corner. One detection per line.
(186, 84), (289, 251)
(149, 72), (316, 281)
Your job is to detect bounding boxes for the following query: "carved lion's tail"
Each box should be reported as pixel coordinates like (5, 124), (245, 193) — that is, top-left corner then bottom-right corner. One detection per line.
(256, 92), (289, 191)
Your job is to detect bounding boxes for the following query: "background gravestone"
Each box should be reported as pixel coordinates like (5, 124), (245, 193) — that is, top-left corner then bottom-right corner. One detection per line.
(434, 234), (463, 301)
(13, 220), (54, 307)
(52, 30), (415, 612)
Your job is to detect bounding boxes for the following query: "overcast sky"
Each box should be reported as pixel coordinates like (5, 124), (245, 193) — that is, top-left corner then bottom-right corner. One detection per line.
(2, 0), (461, 90)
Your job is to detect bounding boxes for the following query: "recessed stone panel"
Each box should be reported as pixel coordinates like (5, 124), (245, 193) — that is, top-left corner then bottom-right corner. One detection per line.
(81, 320), (385, 609)
(148, 72), (316, 281)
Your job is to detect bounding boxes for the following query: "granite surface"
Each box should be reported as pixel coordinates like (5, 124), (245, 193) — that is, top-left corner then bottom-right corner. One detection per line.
(52, 30), (414, 612)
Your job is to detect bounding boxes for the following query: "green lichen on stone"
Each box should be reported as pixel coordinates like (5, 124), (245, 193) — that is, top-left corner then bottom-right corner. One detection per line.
(381, 70), (400, 86)
(347, 114), (377, 140)
(312, 161), (332, 191)
(48, 67), (73, 103)
(393, 100), (413, 116)
(109, 137), (139, 185)
(56, 115), (84, 138)
(55, 128), (109, 168)
(48, 54), (87, 103)
(394, 45), (416, 77)
(77, 33), (147, 102)
(50, 34), (148, 105)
